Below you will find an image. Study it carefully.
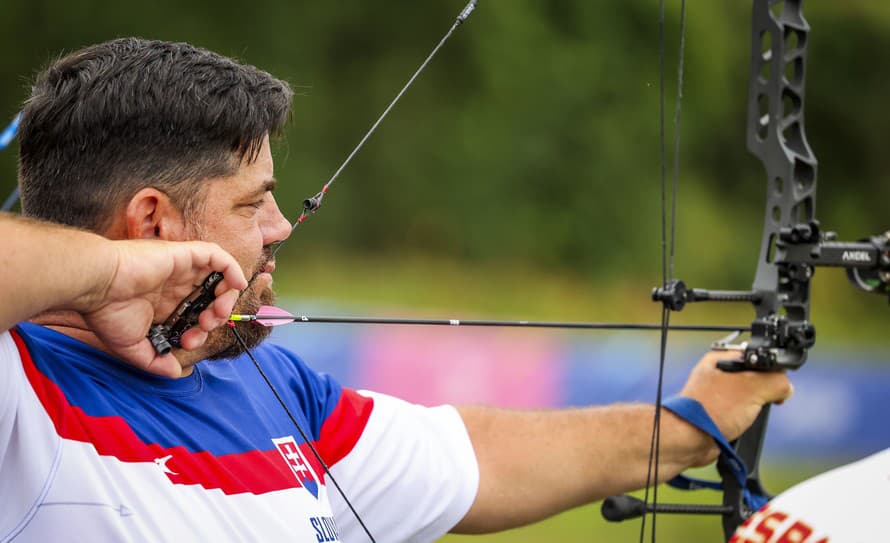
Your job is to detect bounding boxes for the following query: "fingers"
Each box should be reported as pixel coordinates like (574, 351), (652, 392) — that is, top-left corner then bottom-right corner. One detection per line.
(142, 351), (184, 378)
(183, 244), (245, 340)
(178, 328), (210, 351)
(109, 338), (184, 378)
(157, 248), (243, 354)
(173, 288), (240, 352)
(698, 349), (794, 405)
(205, 289), (241, 327)
(680, 349), (795, 442)
(202, 244), (247, 292)
(764, 371), (794, 404)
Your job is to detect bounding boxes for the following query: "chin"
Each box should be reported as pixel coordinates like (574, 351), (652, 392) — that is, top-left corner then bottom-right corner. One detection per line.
(203, 325), (272, 361)
(235, 284), (275, 314)
(202, 286), (275, 361)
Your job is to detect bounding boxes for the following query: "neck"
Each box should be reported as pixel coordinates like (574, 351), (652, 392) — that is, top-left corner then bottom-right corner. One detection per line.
(30, 310), (199, 377)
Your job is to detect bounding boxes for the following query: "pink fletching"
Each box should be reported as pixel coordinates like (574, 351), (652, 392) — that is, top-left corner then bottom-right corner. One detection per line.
(254, 305), (296, 327)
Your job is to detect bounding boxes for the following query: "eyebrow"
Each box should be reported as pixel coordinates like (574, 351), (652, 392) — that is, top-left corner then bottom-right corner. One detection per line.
(243, 178), (277, 200)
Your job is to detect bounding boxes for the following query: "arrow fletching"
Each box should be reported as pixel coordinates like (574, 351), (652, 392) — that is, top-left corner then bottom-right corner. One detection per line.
(229, 306), (297, 327)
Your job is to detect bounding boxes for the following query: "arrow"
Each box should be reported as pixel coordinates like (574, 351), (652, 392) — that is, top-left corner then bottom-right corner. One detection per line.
(229, 306), (750, 333)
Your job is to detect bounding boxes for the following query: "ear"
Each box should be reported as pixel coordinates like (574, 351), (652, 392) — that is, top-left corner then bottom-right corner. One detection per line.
(123, 188), (189, 241)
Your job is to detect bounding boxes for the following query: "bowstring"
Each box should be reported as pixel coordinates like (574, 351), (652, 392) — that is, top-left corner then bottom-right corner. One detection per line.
(670, 0), (686, 282)
(267, 1), (479, 265)
(232, 2), (479, 309)
(228, 4), (480, 541)
(230, 326), (377, 543)
(642, 0), (686, 541)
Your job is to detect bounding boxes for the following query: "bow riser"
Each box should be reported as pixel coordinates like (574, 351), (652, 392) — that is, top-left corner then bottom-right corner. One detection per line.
(719, 1), (816, 539)
(747, 0), (816, 361)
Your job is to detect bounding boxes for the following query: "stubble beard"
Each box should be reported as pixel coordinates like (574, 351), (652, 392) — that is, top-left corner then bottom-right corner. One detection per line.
(188, 220), (275, 361)
(202, 281), (274, 361)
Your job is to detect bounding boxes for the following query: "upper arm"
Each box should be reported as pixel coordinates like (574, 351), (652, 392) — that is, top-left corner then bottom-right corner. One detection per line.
(327, 391), (479, 543)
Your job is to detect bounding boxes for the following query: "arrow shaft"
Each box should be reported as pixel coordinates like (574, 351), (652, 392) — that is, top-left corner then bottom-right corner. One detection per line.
(232, 313), (749, 332)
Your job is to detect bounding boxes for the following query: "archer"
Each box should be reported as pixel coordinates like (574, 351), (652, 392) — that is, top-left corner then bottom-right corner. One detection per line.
(0, 37), (791, 542)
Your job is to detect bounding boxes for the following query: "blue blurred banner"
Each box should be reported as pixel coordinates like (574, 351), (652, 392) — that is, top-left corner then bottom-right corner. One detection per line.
(0, 112), (19, 149)
(269, 301), (889, 462)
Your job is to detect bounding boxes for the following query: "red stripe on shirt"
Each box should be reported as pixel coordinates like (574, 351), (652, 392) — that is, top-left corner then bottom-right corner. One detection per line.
(318, 387), (374, 466)
(11, 329), (371, 496)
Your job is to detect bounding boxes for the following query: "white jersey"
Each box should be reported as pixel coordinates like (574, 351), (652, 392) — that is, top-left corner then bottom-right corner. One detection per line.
(1, 323), (479, 542)
(731, 449), (890, 543)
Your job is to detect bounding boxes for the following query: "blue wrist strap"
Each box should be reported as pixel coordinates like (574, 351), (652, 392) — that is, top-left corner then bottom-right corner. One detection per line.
(662, 396), (769, 511)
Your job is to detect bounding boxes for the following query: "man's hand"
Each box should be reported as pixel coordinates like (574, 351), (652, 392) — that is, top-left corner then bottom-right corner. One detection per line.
(677, 349), (794, 464)
(75, 239), (247, 377)
(1, 214), (247, 376)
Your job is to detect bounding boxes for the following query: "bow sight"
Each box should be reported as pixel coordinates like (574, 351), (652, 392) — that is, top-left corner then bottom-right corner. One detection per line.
(652, 222), (889, 373)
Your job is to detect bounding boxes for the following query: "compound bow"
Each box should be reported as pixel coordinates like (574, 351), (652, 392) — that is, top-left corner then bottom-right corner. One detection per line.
(66, 1), (890, 540)
(604, 1), (889, 541)
(4, 1), (889, 542)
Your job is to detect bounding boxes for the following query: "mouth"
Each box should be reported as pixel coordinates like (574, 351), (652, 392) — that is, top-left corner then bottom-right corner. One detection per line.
(260, 261), (275, 275)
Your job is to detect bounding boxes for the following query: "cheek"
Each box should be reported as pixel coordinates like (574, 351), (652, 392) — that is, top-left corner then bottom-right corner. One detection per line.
(192, 211), (267, 268)
(207, 235), (263, 276)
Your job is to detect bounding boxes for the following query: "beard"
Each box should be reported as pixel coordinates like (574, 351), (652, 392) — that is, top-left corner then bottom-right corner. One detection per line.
(202, 251), (276, 361)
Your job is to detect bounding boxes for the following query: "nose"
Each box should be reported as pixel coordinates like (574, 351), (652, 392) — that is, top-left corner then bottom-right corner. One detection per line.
(262, 194), (293, 247)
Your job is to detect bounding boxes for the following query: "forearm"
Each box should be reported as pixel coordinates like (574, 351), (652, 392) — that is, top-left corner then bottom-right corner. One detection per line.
(0, 213), (115, 331)
(452, 403), (713, 533)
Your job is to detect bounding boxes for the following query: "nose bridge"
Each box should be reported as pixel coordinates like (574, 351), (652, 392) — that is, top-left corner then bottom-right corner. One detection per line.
(263, 194), (292, 245)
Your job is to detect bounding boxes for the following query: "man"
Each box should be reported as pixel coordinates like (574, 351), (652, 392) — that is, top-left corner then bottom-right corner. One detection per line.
(1, 38), (792, 542)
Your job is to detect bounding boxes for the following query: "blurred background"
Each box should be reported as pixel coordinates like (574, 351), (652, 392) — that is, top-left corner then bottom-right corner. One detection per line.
(1, 1), (888, 541)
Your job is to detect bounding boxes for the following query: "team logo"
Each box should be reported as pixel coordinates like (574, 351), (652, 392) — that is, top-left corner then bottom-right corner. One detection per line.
(154, 454), (179, 475)
(273, 436), (321, 499)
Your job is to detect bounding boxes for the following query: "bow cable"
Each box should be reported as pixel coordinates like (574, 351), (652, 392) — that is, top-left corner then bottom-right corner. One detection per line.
(642, 0), (687, 541)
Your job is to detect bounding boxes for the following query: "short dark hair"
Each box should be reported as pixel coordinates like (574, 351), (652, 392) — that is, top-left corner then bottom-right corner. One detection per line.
(18, 38), (293, 231)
